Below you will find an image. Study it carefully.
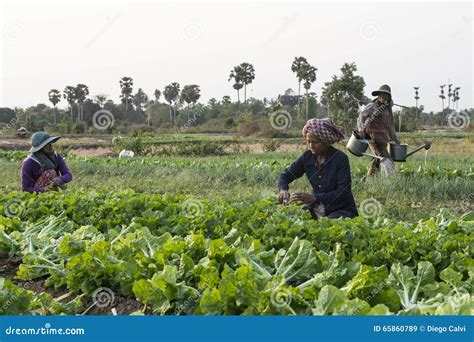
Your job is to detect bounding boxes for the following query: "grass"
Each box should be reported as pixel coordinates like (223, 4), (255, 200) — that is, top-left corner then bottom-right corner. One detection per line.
(1, 138), (472, 221)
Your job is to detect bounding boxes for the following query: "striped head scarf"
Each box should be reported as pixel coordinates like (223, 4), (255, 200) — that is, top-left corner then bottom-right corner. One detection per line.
(302, 118), (345, 145)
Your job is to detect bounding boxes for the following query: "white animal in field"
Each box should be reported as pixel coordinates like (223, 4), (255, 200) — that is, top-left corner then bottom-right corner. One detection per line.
(119, 150), (135, 158)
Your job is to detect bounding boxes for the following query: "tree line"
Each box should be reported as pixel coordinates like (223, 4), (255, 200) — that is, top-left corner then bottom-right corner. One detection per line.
(1, 59), (470, 135)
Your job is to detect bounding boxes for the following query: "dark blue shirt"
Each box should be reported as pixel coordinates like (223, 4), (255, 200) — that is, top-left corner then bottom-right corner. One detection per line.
(278, 147), (358, 217)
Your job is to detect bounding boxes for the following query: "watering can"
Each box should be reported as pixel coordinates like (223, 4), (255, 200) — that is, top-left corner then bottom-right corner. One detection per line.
(346, 132), (388, 161)
(388, 142), (432, 162)
(347, 131), (432, 162)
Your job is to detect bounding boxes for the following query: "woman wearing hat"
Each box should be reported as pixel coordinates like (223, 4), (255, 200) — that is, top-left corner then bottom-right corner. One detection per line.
(20, 132), (72, 193)
(357, 84), (400, 176)
(277, 118), (358, 219)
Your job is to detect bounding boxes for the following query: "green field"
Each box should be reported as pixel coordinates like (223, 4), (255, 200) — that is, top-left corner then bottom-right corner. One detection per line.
(0, 133), (472, 315)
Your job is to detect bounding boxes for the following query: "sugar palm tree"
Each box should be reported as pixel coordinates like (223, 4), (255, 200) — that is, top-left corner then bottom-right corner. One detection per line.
(291, 56), (309, 115)
(75, 84), (89, 121)
(133, 88), (148, 123)
(119, 77), (134, 130)
(163, 82), (180, 125)
(239, 62), (255, 102)
(300, 64), (317, 119)
(228, 66), (244, 103)
(180, 85), (201, 121)
(63, 86), (77, 119)
(154, 89), (161, 102)
(48, 89), (61, 125)
(94, 94), (108, 107)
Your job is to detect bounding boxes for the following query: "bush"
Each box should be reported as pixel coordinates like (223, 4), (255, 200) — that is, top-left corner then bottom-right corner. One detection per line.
(129, 124), (155, 136)
(236, 114), (263, 136)
(262, 139), (281, 152)
(72, 121), (86, 134)
(115, 135), (145, 155)
(150, 141), (227, 156)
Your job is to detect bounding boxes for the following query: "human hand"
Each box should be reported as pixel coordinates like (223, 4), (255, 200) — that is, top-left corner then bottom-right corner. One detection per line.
(290, 192), (316, 205)
(278, 190), (289, 204)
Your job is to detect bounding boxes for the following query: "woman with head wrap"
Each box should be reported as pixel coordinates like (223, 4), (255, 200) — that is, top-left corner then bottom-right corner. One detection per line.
(278, 118), (358, 219)
(20, 131), (72, 193)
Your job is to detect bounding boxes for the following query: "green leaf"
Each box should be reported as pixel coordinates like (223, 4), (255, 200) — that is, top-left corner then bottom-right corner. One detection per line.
(312, 285), (347, 315)
(368, 304), (392, 315)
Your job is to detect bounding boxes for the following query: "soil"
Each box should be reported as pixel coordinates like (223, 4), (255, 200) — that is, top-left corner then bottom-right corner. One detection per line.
(0, 255), (148, 315)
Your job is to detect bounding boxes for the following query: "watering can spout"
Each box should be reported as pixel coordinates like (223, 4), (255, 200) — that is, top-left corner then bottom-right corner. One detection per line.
(424, 142), (432, 150)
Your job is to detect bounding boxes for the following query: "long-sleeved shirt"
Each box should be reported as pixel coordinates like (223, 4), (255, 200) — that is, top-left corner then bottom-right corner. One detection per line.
(358, 101), (399, 143)
(278, 147), (358, 217)
(21, 152), (72, 193)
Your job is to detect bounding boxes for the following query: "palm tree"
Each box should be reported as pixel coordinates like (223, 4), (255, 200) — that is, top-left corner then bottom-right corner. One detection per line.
(300, 64), (317, 119)
(228, 66), (244, 102)
(133, 88), (148, 124)
(222, 96), (231, 104)
(291, 56), (309, 115)
(239, 62), (255, 102)
(229, 63), (255, 103)
(48, 89), (61, 125)
(63, 86), (77, 119)
(119, 77), (134, 130)
(75, 84), (89, 121)
(154, 89), (161, 102)
(94, 94), (108, 107)
(180, 85), (201, 121)
(163, 83), (180, 125)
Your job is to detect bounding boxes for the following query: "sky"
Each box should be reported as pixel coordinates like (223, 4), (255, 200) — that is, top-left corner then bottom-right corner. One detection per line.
(0, 0), (473, 113)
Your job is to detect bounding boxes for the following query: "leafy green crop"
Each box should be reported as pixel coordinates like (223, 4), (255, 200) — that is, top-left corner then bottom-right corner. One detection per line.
(0, 190), (472, 315)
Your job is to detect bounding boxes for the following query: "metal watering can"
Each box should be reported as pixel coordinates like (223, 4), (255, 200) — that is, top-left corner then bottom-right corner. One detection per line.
(346, 131), (432, 162)
(388, 142), (432, 162)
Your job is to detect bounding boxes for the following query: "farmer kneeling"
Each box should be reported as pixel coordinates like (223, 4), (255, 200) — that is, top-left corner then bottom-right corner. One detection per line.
(21, 132), (72, 193)
(278, 118), (358, 219)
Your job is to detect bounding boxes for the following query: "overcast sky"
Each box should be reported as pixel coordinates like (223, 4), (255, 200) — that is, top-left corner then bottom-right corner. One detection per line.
(0, 0), (472, 112)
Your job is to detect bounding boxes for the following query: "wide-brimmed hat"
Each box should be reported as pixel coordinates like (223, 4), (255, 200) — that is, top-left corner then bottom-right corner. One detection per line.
(372, 84), (392, 97)
(29, 131), (61, 153)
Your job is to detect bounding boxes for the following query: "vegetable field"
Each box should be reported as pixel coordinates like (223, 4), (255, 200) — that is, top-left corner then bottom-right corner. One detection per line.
(1, 191), (472, 315)
(0, 134), (473, 316)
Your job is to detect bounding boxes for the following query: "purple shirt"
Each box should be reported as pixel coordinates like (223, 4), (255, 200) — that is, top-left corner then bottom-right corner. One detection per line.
(21, 152), (72, 193)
